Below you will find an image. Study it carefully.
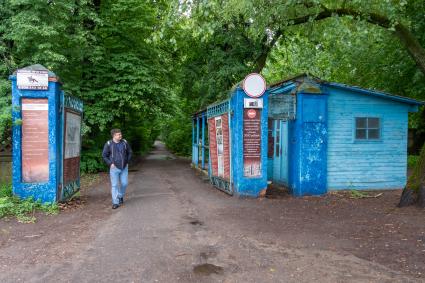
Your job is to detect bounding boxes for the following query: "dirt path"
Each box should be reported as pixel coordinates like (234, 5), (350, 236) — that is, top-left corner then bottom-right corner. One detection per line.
(0, 141), (424, 282)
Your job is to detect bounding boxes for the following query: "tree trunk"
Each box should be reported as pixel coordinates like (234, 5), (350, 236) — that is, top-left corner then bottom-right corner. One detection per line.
(399, 142), (425, 207)
(394, 24), (425, 76)
(253, 30), (282, 73)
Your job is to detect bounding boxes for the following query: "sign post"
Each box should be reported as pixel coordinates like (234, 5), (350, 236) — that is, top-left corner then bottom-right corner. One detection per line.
(231, 73), (268, 197)
(204, 72), (268, 197)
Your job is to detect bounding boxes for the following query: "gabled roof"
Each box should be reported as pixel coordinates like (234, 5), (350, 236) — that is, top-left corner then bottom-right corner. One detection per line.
(12, 64), (58, 78)
(269, 73), (424, 106)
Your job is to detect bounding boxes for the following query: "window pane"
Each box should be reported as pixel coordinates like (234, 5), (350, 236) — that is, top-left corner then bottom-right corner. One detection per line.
(368, 118), (380, 128)
(356, 129), (367, 139)
(356, 118), (367, 128)
(368, 129), (380, 139)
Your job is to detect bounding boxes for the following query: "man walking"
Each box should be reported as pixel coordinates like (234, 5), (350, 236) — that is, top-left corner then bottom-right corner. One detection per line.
(102, 129), (133, 209)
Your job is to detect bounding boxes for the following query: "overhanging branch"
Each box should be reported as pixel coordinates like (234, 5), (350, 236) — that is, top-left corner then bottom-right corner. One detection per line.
(253, 6), (425, 75)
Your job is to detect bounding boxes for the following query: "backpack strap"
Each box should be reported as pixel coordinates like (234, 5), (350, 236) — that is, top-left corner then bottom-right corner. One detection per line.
(107, 140), (114, 159)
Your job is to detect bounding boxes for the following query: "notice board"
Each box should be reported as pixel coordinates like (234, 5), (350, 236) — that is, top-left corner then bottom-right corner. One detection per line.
(63, 110), (81, 185)
(21, 98), (49, 182)
(243, 108), (262, 177)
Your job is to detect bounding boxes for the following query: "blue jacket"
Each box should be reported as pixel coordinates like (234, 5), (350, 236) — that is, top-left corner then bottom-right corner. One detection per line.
(102, 139), (132, 170)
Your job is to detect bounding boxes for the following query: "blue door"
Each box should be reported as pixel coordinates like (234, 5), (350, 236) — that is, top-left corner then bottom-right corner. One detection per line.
(272, 120), (289, 184)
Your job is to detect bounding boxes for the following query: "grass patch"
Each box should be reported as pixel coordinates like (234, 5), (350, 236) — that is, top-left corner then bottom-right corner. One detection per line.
(0, 182), (59, 223)
(408, 155), (419, 169)
(349, 190), (369, 199)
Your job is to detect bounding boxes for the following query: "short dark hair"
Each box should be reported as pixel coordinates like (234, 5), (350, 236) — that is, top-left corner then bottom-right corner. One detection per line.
(111, 128), (121, 137)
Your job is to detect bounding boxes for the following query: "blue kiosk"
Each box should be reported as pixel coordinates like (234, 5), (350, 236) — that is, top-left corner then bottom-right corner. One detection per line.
(192, 73), (269, 197)
(10, 64), (83, 203)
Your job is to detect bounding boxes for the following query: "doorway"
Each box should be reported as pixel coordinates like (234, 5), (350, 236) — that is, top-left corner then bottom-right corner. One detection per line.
(272, 119), (289, 185)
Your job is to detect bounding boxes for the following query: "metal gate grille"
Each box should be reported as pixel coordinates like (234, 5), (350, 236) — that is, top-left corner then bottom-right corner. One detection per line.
(210, 176), (232, 195)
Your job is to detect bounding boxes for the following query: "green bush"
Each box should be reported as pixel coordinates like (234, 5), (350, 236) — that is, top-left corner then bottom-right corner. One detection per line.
(162, 113), (192, 156)
(80, 150), (107, 173)
(0, 77), (11, 145)
(0, 182), (12, 198)
(408, 155), (419, 169)
(0, 183), (59, 223)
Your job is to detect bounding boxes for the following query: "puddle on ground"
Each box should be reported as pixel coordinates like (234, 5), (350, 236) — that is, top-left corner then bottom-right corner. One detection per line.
(193, 264), (224, 275)
(200, 249), (217, 260)
(190, 220), (204, 226)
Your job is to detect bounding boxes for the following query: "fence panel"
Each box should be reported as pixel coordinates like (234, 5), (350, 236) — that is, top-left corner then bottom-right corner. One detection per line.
(0, 146), (12, 184)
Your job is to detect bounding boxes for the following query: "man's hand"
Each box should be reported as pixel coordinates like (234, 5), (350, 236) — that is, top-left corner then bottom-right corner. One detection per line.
(111, 164), (116, 169)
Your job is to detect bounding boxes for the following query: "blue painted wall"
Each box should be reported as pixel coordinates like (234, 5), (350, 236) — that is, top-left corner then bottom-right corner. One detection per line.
(230, 87), (269, 197)
(324, 85), (412, 190)
(288, 93), (328, 196)
(11, 77), (61, 203)
(267, 158), (273, 180)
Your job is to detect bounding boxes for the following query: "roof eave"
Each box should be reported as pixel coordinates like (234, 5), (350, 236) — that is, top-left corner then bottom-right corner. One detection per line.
(323, 82), (425, 106)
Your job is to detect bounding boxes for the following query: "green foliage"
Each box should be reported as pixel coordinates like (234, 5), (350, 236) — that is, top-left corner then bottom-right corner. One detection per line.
(0, 182), (12, 198)
(0, 183), (59, 223)
(0, 0), (174, 155)
(407, 143), (425, 192)
(162, 112), (193, 156)
(80, 150), (106, 173)
(163, 0), (425, 157)
(408, 155), (419, 169)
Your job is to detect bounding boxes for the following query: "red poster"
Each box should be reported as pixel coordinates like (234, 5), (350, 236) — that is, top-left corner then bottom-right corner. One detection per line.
(243, 109), (262, 177)
(208, 114), (230, 180)
(22, 98), (49, 182)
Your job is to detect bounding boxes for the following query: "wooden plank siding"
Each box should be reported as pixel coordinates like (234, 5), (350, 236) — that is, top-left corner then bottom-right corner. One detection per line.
(325, 86), (409, 190)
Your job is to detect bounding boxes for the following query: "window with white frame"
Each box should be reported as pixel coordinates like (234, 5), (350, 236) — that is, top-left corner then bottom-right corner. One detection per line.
(355, 117), (380, 140)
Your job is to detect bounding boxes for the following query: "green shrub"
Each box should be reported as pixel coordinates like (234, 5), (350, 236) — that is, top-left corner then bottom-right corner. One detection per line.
(0, 183), (59, 223)
(0, 182), (12, 198)
(80, 150), (107, 173)
(162, 113), (192, 156)
(408, 155), (419, 169)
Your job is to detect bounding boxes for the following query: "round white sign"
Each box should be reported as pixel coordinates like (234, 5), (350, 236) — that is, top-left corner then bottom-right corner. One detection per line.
(243, 73), (266, 98)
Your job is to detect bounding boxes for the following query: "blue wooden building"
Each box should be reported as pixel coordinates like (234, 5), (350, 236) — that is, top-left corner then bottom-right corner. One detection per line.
(192, 74), (423, 197)
(268, 74), (423, 196)
(192, 82), (269, 197)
